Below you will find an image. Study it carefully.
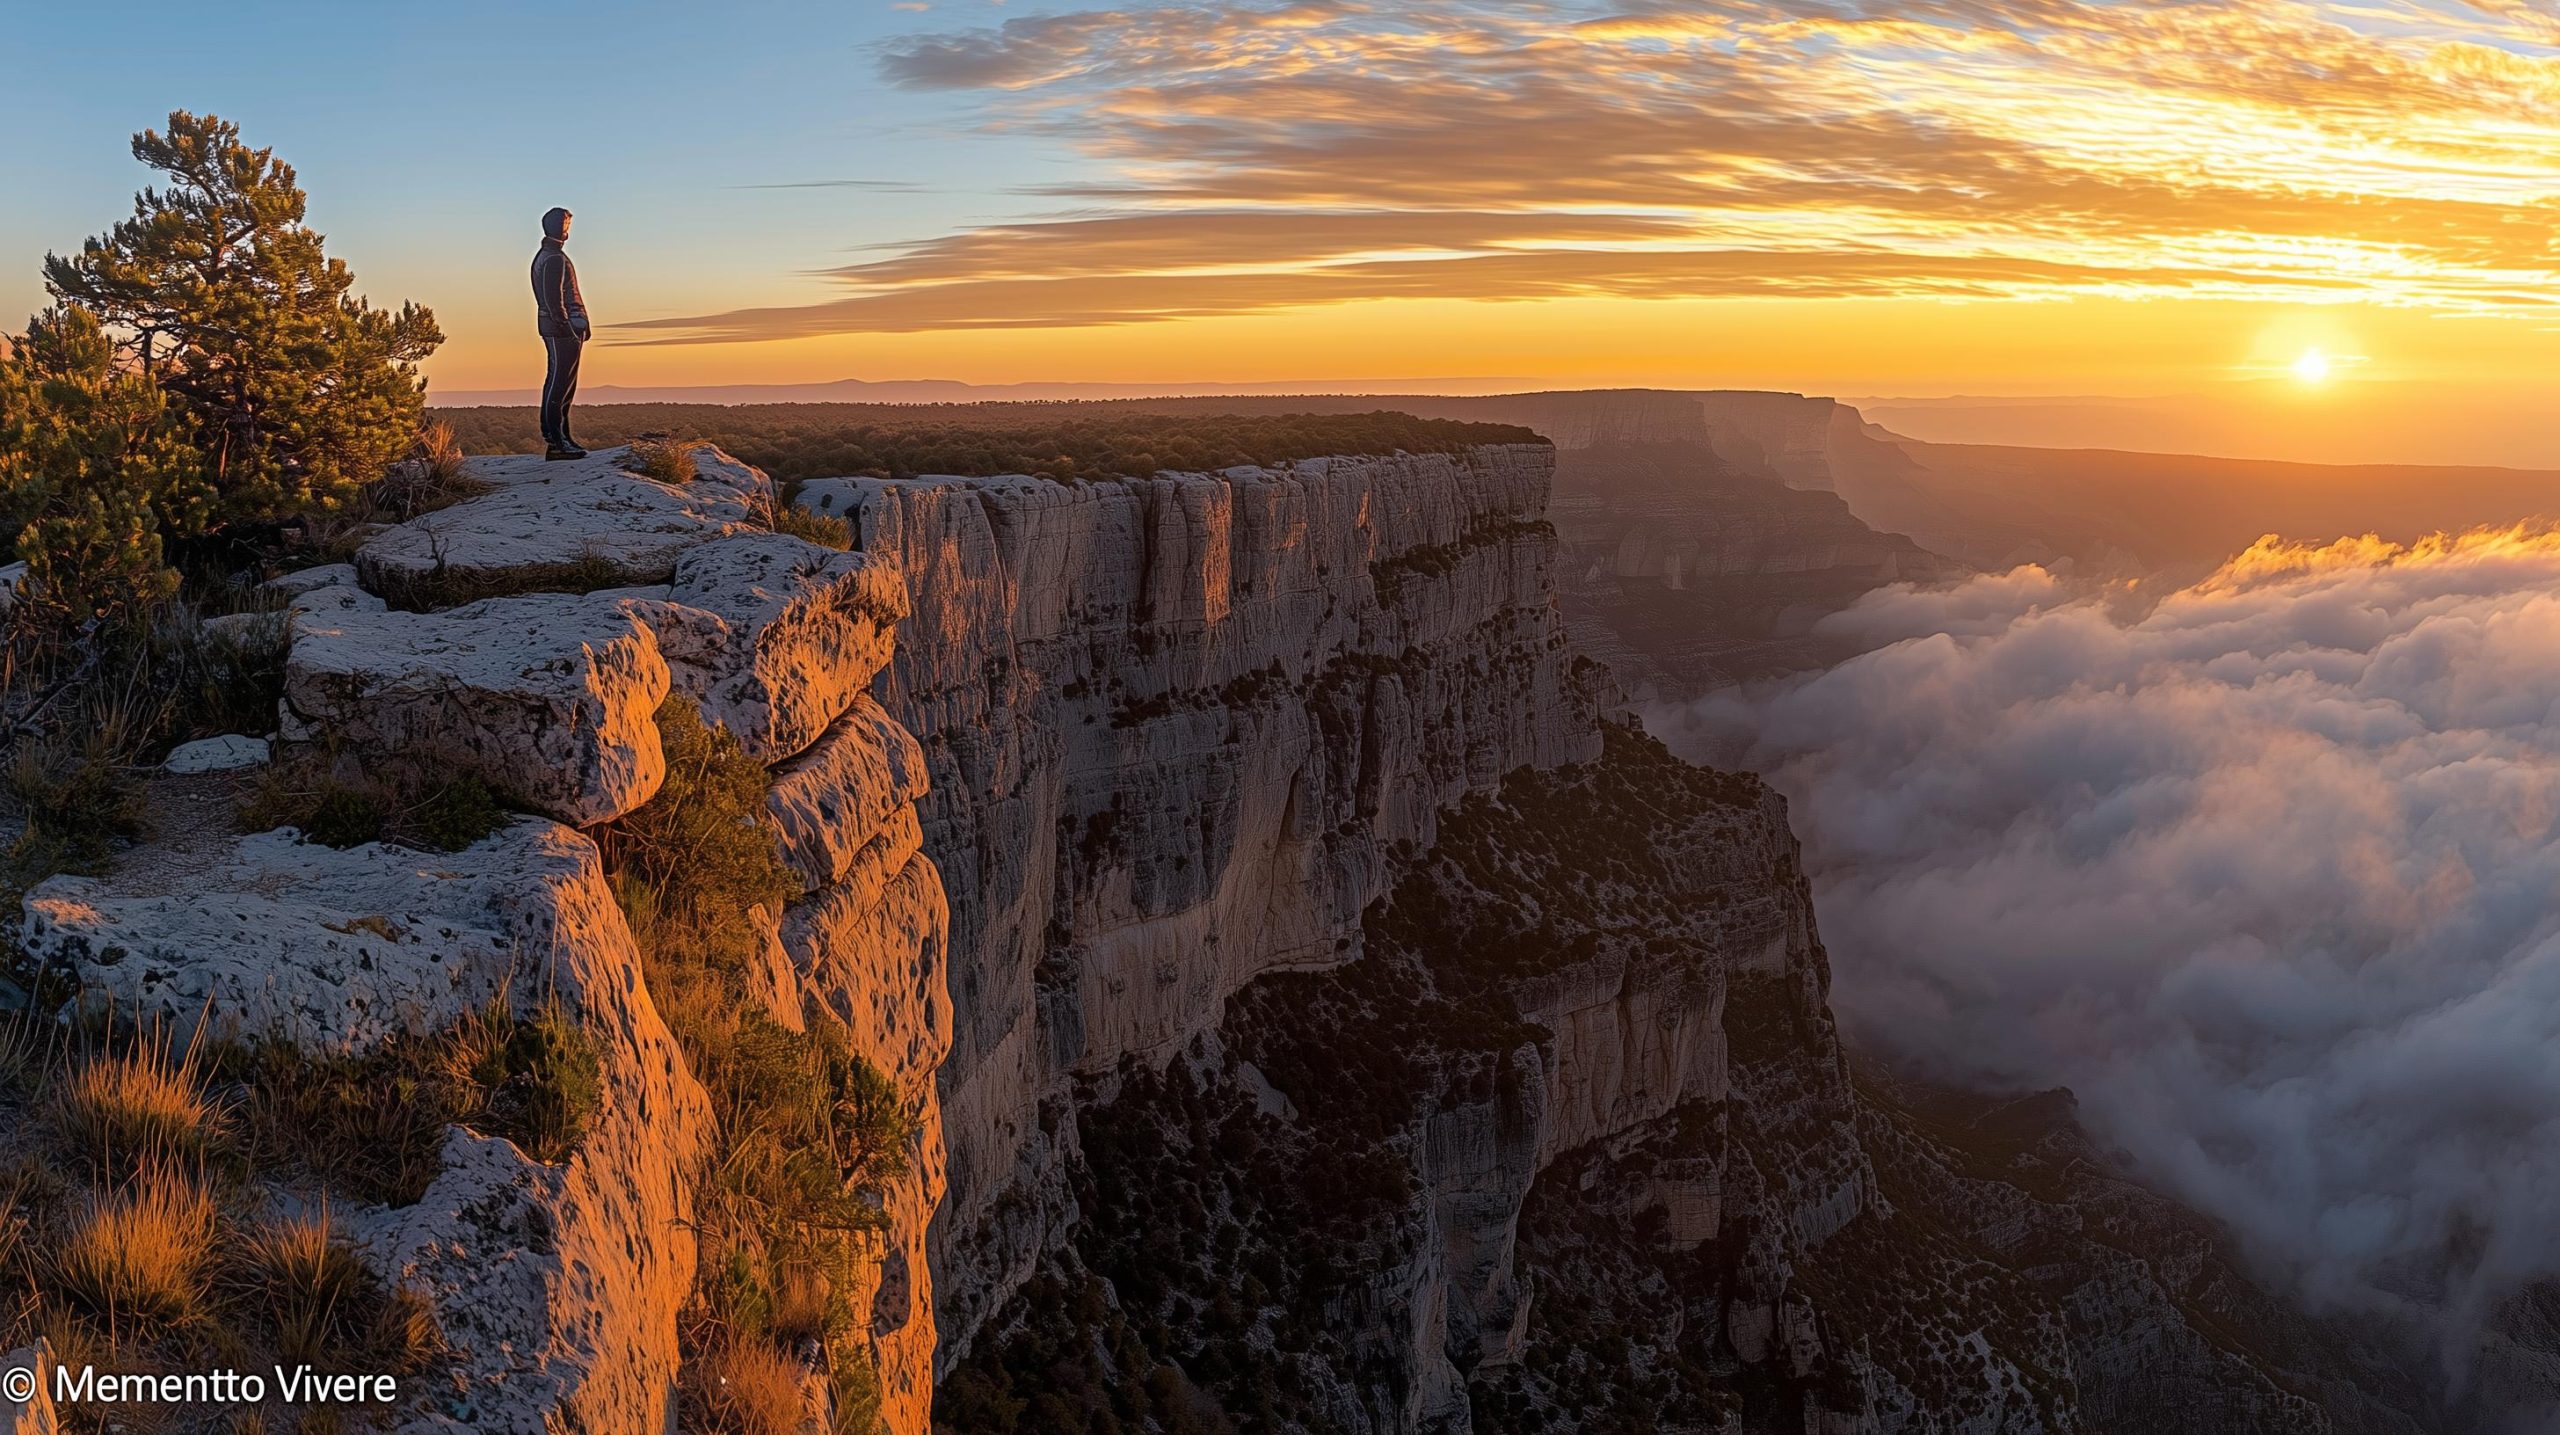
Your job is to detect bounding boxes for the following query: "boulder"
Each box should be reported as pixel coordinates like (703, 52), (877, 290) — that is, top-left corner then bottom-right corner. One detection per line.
(279, 587), (673, 825)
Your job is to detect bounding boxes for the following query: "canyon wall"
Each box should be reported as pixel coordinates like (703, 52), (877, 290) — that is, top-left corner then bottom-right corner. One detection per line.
(795, 447), (1609, 1362)
(9, 431), (2452, 1433)
(1092, 392), (1976, 694)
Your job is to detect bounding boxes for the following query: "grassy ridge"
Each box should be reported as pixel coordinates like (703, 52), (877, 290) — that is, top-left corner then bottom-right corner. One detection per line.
(434, 403), (1543, 484)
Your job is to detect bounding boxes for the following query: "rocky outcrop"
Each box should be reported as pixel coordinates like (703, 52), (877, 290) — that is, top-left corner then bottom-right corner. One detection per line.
(17, 445), (948, 1435)
(278, 584), (678, 825)
(1052, 392), (1977, 696)
(1545, 439), (1967, 694)
(26, 818), (717, 1433)
(650, 532), (907, 764)
(28, 825), (552, 1051)
(940, 725), (2441, 1433)
(350, 447), (772, 600)
(803, 446), (1609, 1361)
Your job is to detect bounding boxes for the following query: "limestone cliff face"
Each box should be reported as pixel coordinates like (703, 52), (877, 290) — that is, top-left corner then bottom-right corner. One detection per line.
(938, 723), (2440, 1433)
(792, 446), (1609, 1362)
(1081, 392), (1974, 694)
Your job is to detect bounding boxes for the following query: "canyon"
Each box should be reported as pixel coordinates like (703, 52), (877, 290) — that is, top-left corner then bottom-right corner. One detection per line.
(3, 413), (2466, 1432)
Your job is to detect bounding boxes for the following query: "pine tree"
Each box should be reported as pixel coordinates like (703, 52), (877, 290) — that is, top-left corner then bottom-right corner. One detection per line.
(0, 304), (205, 629)
(41, 110), (443, 528)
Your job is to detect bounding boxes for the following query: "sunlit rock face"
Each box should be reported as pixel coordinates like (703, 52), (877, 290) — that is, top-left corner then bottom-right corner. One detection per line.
(20, 446), (951, 1435)
(804, 446), (1610, 1362)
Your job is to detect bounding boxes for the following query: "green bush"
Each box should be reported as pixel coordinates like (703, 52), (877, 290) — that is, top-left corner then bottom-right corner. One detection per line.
(602, 696), (796, 921)
(0, 304), (200, 631)
(469, 1001), (603, 1165)
(603, 694), (910, 1412)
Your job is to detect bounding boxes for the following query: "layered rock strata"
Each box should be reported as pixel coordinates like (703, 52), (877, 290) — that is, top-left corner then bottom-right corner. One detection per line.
(793, 447), (1610, 1359)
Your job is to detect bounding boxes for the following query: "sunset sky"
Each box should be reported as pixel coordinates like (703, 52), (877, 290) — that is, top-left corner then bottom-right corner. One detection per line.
(7, 0), (2560, 401)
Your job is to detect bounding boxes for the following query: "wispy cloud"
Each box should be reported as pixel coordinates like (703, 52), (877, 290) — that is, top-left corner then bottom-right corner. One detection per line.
(631, 0), (2560, 342)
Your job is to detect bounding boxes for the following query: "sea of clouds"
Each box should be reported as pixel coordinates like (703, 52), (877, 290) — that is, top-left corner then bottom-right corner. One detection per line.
(1652, 529), (2560, 1377)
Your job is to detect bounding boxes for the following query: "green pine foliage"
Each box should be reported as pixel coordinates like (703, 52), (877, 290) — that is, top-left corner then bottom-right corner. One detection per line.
(0, 304), (202, 629)
(38, 110), (443, 529)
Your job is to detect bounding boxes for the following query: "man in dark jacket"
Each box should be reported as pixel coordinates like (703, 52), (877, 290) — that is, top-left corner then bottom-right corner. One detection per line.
(531, 207), (590, 459)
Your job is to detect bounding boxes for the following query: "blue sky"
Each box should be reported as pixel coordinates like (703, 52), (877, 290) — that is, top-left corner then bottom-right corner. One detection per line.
(0, 0), (1074, 386)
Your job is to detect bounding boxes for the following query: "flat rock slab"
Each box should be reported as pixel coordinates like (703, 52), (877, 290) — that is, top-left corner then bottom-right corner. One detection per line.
(263, 562), (361, 597)
(352, 447), (771, 607)
(20, 823), (563, 1051)
(281, 586), (673, 825)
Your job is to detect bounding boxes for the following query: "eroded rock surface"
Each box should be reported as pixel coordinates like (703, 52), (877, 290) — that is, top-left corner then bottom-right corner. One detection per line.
(278, 586), (675, 825)
(19, 444), (951, 1435)
(27, 826), (533, 1050)
(645, 532), (907, 763)
(22, 821), (715, 1435)
(351, 448), (770, 601)
(813, 447), (1609, 1360)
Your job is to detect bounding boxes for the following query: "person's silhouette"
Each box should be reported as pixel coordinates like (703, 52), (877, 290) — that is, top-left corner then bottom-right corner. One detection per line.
(532, 207), (590, 459)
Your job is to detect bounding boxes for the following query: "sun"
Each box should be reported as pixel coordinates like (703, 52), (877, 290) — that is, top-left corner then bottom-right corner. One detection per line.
(2290, 347), (2333, 384)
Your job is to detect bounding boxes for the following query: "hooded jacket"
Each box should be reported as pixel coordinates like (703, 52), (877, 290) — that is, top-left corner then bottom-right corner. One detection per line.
(531, 219), (588, 339)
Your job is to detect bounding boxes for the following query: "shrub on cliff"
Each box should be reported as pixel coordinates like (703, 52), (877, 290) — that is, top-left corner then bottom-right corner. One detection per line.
(38, 110), (443, 532)
(0, 304), (202, 629)
(605, 695), (907, 1432)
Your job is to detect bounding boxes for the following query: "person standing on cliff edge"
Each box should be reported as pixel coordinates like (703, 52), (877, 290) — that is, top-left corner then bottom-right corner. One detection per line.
(532, 206), (589, 459)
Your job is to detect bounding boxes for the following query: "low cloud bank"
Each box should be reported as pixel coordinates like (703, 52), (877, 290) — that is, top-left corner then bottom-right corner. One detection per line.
(1655, 529), (2560, 1375)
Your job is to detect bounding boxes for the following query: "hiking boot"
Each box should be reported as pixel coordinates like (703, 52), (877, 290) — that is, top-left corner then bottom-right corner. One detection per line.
(545, 443), (588, 461)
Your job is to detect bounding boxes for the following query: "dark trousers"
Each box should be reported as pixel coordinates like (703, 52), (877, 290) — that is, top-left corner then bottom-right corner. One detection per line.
(540, 334), (583, 446)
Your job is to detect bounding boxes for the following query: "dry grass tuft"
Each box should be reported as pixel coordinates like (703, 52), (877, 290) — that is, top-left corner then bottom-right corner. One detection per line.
(769, 1260), (831, 1347)
(0, 1010), (53, 1090)
(686, 1338), (810, 1435)
(7, 703), (150, 878)
(362, 418), (495, 524)
(55, 1033), (222, 1171)
(50, 1164), (217, 1328)
(225, 1204), (436, 1367)
(755, 482), (853, 551)
(625, 435), (708, 485)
